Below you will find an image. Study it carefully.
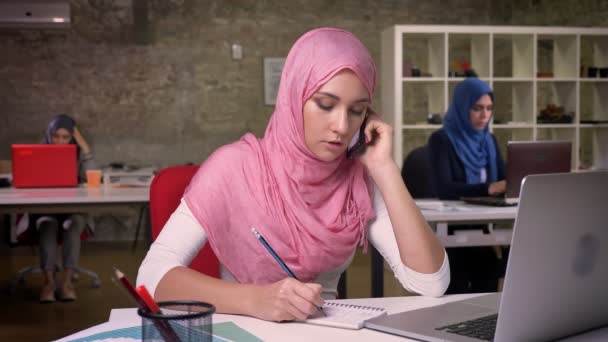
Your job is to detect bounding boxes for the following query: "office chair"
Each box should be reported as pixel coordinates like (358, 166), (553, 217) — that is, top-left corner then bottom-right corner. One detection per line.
(149, 165), (220, 278)
(9, 215), (101, 293)
(401, 145), (436, 199)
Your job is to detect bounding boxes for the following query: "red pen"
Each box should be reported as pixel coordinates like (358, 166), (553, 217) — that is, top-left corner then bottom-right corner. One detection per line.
(113, 268), (179, 342)
(136, 285), (161, 313)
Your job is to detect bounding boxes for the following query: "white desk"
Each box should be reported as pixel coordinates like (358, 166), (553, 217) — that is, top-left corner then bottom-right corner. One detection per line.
(417, 200), (517, 248)
(55, 294), (480, 342)
(0, 186), (149, 208)
(56, 294), (608, 342)
(0, 186), (150, 249)
(369, 200), (517, 298)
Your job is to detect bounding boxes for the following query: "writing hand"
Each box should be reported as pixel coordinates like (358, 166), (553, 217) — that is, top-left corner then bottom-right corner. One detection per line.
(253, 278), (324, 322)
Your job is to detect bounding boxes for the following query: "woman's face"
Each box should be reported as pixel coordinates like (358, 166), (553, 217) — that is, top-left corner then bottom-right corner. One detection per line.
(302, 70), (369, 162)
(469, 94), (493, 131)
(51, 128), (72, 145)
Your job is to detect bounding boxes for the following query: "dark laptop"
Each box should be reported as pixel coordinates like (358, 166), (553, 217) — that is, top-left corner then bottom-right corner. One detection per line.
(365, 171), (608, 341)
(462, 140), (571, 206)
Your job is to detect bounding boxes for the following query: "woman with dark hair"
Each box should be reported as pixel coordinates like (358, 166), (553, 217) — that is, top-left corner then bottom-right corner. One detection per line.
(35, 114), (96, 302)
(428, 78), (507, 294)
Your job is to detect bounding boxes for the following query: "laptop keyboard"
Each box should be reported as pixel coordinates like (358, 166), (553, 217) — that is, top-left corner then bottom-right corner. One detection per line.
(435, 314), (497, 341)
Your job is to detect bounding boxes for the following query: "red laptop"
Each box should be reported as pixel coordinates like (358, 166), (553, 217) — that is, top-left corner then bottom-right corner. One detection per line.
(11, 144), (78, 188)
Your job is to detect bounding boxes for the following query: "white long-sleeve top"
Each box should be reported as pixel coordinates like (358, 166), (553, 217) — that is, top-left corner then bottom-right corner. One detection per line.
(137, 186), (450, 299)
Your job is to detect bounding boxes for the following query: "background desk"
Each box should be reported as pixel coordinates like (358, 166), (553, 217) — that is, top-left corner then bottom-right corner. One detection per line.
(0, 186), (149, 249)
(370, 200), (517, 298)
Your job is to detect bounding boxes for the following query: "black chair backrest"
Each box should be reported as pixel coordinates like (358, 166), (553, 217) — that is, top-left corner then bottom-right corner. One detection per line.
(401, 145), (435, 199)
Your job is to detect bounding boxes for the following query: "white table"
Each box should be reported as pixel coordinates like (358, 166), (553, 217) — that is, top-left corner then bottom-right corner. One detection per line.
(417, 200), (517, 248)
(55, 294), (480, 342)
(55, 294), (608, 342)
(0, 186), (150, 249)
(369, 200), (517, 298)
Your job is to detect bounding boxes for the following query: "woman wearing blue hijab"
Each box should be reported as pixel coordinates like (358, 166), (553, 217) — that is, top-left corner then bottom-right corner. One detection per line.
(429, 77), (506, 198)
(428, 78), (506, 294)
(35, 114), (96, 302)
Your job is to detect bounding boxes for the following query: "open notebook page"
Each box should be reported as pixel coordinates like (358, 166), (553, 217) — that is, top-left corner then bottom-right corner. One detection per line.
(303, 300), (387, 330)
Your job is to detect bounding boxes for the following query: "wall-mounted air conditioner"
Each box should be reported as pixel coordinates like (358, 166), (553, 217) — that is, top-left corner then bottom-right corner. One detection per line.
(0, 2), (70, 28)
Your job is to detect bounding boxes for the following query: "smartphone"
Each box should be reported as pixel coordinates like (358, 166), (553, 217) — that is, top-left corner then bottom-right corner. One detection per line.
(347, 116), (368, 159)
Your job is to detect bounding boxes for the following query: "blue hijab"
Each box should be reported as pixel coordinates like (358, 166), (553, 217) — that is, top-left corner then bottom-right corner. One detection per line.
(45, 113), (81, 159)
(45, 113), (76, 144)
(443, 78), (497, 184)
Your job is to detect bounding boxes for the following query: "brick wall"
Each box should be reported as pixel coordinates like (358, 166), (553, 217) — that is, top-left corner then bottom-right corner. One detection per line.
(1, 0), (605, 240)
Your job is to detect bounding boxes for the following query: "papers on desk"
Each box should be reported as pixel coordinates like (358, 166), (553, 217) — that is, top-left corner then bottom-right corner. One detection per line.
(63, 322), (262, 342)
(103, 170), (154, 189)
(416, 201), (471, 212)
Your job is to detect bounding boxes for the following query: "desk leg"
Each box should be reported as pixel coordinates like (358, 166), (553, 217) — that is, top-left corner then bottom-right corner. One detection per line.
(436, 222), (448, 238)
(131, 205), (148, 252)
(337, 271), (347, 299)
(371, 245), (384, 298)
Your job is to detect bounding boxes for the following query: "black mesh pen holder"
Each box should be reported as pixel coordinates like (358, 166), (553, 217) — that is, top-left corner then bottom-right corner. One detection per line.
(138, 300), (215, 342)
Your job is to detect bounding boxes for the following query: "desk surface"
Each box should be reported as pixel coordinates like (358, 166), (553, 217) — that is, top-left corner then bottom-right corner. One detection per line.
(57, 294), (480, 342)
(56, 293), (608, 342)
(0, 186), (149, 205)
(416, 199), (517, 222)
(0, 188), (512, 220)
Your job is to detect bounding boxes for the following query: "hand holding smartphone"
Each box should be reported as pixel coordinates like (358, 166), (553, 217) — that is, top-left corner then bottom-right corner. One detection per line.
(347, 115), (368, 159)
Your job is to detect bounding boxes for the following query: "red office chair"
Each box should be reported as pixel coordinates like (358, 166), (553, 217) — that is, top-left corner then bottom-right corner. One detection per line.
(149, 165), (220, 278)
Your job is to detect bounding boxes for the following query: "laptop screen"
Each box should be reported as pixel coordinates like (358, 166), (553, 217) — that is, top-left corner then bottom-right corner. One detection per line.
(11, 144), (78, 188)
(505, 141), (571, 199)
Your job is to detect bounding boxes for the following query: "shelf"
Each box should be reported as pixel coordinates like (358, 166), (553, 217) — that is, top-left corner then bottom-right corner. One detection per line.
(537, 35), (578, 78)
(448, 77), (491, 82)
(492, 124), (535, 129)
(401, 124), (442, 129)
(580, 78), (608, 82)
(536, 78), (578, 82)
(580, 124), (608, 128)
(536, 124), (577, 128)
(579, 82), (608, 123)
(402, 77), (444, 82)
(447, 33), (491, 78)
(401, 33), (445, 78)
(493, 77), (534, 82)
(383, 25), (608, 170)
(493, 81), (534, 124)
(493, 34), (534, 78)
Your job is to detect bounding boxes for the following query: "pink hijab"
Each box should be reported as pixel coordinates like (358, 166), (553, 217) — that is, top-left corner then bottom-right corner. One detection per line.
(184, 28), (376, 284)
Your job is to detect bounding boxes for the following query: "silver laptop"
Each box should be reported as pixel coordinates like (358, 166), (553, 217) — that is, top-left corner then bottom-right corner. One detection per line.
(462, 140), (572, 206)
(366, 171), (608, 341)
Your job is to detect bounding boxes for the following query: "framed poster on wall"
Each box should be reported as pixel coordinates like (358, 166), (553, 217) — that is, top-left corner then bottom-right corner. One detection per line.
(263, 57), (286, 105)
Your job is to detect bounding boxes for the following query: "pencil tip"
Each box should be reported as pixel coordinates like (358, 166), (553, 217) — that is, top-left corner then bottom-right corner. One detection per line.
(113, 267), (124, 278)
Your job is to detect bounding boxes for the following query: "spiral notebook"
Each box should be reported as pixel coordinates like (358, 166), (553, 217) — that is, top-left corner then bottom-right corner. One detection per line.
(304, 300), (387, 330)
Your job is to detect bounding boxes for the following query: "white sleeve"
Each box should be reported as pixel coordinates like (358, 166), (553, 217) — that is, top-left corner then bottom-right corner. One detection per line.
(368, 185), (450, 297)
(136, 199), (208, 297)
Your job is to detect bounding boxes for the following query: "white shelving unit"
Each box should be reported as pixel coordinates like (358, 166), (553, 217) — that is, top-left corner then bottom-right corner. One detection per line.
(381, 25), (608, 171)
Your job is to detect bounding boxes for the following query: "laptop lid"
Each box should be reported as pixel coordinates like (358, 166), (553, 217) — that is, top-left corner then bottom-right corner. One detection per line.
(505, 140), (571, 199)
(365, 171), (608, 341)
(495, 171), (608, 341)
(11, 144), (78, 188)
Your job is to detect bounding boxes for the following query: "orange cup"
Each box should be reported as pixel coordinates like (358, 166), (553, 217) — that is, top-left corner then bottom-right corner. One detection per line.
(86, 170), (102, 188)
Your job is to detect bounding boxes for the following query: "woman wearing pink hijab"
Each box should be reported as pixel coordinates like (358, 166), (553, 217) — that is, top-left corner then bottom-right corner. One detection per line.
(137, 28), (449, 322)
